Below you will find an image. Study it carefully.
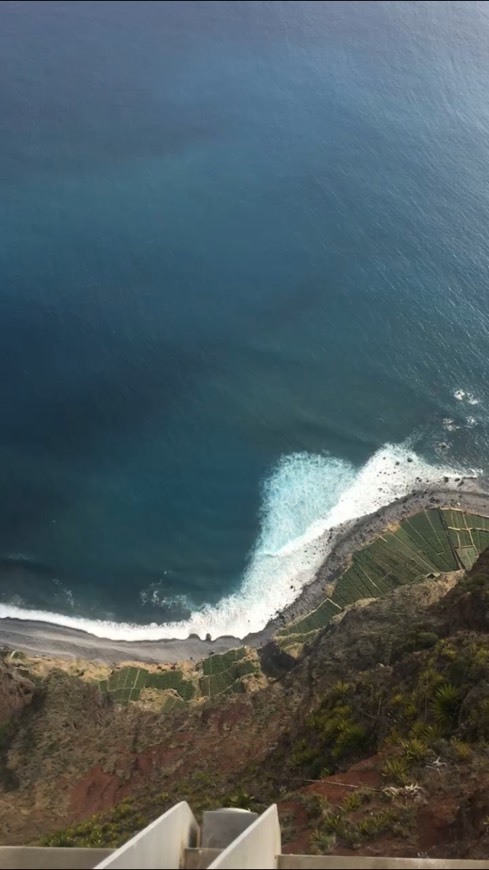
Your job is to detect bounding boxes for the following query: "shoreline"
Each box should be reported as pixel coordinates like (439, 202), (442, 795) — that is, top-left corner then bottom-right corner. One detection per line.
(1, 478), (488, 665)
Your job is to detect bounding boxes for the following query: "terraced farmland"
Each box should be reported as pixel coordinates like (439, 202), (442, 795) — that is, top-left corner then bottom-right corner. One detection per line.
(98, 667), (148, 705)
(277, 509), (489, 653)
(199, 647), (258, 698)
(99, 666), (196, 706)
(99, 646), (258, 708)
(97, 511), (489, 701)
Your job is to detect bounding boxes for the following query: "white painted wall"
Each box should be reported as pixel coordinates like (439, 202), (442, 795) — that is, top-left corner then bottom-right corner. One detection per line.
(94, 801), (198, 870)
(208, 804), (281, 870)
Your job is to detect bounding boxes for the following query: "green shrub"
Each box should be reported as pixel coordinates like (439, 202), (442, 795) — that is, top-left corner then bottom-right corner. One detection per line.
(291, 741), (318, 769)
(310, 829), (336, 854)
(332, 723), (369, 761)
(322, 812), (343, 834)
(408, 721), (443, 743)
(449, 739), (472, 761)
(401, 737), (430, 763)
(431, 683), (462, 731)
(329, 681), (351, 699)
(226, 789), (256, 810)
(297, 792), (329, 818)
(381, 757), (410, 785)
(341, 789), (371, 813)
(356, 810), (395, 839)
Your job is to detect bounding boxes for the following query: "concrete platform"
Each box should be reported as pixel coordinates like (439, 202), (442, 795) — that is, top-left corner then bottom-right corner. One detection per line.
(0, 847), (112, 869)
(279, 857), (489, 870)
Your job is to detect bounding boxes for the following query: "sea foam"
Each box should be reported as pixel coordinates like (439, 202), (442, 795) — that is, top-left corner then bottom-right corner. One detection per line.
(0, 444), (464, 642)
(454, 389), (480, 405)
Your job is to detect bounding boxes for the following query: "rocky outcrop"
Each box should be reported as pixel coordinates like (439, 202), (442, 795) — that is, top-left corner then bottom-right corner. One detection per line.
(258, 641), (297, 679)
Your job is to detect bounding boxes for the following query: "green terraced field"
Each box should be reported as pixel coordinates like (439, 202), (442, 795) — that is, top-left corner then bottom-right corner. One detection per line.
(276, 598), (341, 640)
(202, 647), (246, 676)
(99, 648), (259, 707)
(99, 666), (195, 706)
(160, 694), (186, 713)
(199, 648), (257, 698)
(277, 509), (489, 652)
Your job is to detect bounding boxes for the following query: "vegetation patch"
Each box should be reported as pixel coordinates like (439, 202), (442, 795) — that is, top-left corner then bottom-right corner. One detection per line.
(199, 649), (257, 698)
(99, 667), (195, 706)
(98, 648), (260, 708)
(40, 769), (265, 850)
(290, 681), (374, 778)
(276, 510), (489, 655)
(202, 647), (246, 675)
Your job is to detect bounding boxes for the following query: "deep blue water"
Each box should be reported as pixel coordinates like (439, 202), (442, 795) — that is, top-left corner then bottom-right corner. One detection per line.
(1, 0), (489, 638)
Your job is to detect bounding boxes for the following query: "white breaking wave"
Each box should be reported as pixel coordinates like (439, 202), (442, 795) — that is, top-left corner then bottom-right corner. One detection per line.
(442, 418), (460, 432)
(0, 444), (465, 642)
(454, 389), (480, 405)
(443, 415), (479, 431)
(139, 586), (192, 612)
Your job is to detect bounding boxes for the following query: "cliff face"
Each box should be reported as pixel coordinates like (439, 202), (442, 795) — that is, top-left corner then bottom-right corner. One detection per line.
(2, 550), (489, 859)
(0, 654), (36, 726)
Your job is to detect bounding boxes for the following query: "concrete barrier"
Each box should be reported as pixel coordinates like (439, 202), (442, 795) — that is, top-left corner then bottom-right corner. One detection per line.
(95, 801), (199, 869)
(208, 805), (281, 870)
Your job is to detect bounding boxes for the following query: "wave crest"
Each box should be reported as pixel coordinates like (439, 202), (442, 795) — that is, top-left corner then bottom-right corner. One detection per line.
(0, 444), (462, 642)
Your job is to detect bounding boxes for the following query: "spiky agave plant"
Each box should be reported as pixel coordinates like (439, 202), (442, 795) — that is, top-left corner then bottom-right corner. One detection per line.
(400, 737), (430, 763)
(381, 757), (410, 785)
(431, 683), (461, 732)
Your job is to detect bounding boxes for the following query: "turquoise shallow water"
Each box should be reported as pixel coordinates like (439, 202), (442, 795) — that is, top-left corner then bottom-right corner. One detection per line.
(0, 1), (488, 638)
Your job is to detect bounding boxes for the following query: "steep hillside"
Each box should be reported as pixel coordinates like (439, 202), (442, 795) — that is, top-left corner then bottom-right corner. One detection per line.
(2, 516), (489, 859)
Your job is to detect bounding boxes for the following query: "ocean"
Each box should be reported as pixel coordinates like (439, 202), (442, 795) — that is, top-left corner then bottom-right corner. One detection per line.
(0, 0), (488, 641)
